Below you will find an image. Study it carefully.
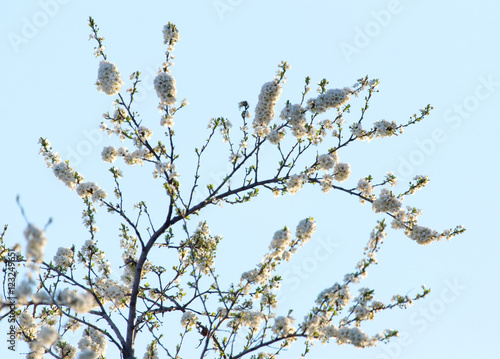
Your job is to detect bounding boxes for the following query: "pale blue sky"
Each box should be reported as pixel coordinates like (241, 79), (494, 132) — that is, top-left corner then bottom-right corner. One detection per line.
(1, 1), (499, 358)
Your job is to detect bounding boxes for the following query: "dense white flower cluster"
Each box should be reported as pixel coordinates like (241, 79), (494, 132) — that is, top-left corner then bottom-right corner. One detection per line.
(391, 206), (420, 230)
(101, 146), (118, 163)
(317, 153), (338, 170)
(335, 326), (375, 348)
(267, 128), (285, 144)
(152, 160), (178, 180)
(286, 173), (307, 194)
(96, 60), (124, 96)
(95, 276), (131, 310)
(320, 174), (334, 193)
(53, 247), (74, 269)
(137, 126), (153, 142)
(160, 114), (175, 127)
(154, 71), (177, 108)
(57, 288), (98, 313)
(280, 103), (309, 139)
(315, 283), (351, 308)
(78, 240), (111, 274)
(280, 103), (306, 127)
(373, 119), (399, 138)
(226, 311), (266, 330)
(39, 139), (108, 205)
(53, 162), (80, 190)
(357, 178), (374, 198)
(333, 162), (351, 182)
(180, 311), (198, 329)
(296, 217), (316, 242)
(29, 326), (59, 359)
(19, 310), (38, 339)
(24, 224), (47, 263)
(269, 228), (292, 254)
(76, 181), (108, 203)
(162, 22), (180, 51)
(372, 189), (402, 214)
(252, 81), (282, 136)
(307, 88), (351, 114)
(56, 341), (77, 359)
(407, 225), (440, 245)
(179, 222), (220, 274)
(350, 123), (367, 138)
(272, 316), (295, 336)
(78, 328), (107, 358)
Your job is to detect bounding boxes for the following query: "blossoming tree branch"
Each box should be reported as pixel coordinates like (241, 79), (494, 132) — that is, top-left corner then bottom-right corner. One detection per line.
(0, 17), (465, 359)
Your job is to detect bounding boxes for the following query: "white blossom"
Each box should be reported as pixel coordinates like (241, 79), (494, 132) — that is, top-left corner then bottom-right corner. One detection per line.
(253, 81), (282, 133)
(101, 146), (118, 163)
(307, 88), (351, 114)
(317, 153), (338, 170)
(154, 72), (177, 107)
(180, 311), (198, 329)
(24, 224), (47, 263)
(54, 247), (74, 269)
(162, 22), (180, 51)
(333, 162), (351, 182)
(372, 188), (402, 214)
(96, 60), (123, 96)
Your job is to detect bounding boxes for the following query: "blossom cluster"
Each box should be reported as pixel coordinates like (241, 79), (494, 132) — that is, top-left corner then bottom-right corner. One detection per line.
(162, 22), (180, 51)
(96, 60), (124, 96)
(372, 188), (402, 214)
(95, 276), (131, 310)
(28, 326), (59, 359)
(240, 218), (316, 302)
(78, 239), (111, 274)
(279, 103), (307, 139)
(306, 88), (351, 114)
(180, 311), (198, 329)
(39, 138), (107, 203)
(373, 119), (399, 138)
(225, 310), (267, 331)
(57, 288), (98, 313)
(78, 328), (107, 358)
(179, 222), (221, 274)
(154, 71), (177, 108)
(252, 81), (283, 136)
(24, 224), (47, 263)
(53, 247), (75, 269)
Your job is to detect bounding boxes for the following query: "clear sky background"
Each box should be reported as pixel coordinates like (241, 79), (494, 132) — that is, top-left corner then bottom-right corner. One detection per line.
(1, 0), (499, 358)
